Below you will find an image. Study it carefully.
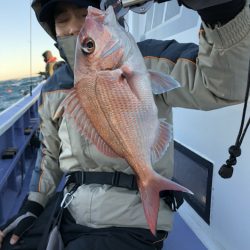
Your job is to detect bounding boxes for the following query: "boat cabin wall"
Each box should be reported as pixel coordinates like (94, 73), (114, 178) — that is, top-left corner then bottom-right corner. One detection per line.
(126, 2), (250, 250)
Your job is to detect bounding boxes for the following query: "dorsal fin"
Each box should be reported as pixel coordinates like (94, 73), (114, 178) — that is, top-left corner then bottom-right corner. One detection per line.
(62, 89), (119, 158)
(151, 119), (172, 164)
(149, 70), (181, 94)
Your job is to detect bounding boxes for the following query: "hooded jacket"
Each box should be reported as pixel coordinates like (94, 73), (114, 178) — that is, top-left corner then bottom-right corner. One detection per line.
(28, 2), (250, 231)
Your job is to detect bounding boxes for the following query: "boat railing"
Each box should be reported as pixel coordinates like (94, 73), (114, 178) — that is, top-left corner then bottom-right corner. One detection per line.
(0, 82), (44, 226)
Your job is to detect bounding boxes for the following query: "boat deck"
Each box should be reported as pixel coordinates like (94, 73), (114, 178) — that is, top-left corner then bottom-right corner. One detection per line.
(164, 213), (207, 249)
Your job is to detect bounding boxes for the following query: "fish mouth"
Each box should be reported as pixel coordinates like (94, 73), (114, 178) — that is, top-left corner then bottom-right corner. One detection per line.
(88, 6), (105, 17)
(87, 6), (105, 23)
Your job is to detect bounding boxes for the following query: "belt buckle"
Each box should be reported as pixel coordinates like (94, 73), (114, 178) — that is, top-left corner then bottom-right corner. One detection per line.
(60, 192), (74, 208)
(112, 171), (120, 186)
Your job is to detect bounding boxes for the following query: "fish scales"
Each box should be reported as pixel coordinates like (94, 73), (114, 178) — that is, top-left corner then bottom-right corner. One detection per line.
(95, 71), (154, 161)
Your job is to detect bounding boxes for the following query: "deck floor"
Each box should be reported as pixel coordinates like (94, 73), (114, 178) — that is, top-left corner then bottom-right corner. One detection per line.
(163, 213), (207, 250)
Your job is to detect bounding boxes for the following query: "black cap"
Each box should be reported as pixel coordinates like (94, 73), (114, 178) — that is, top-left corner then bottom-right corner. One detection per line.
(39, 0), (100, 22)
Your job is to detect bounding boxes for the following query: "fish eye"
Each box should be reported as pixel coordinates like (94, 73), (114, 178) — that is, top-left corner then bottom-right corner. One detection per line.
(81, 38), (95, 54)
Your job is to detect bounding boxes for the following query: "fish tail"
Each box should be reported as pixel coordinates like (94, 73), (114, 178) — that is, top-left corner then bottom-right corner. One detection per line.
(139, 172), (192, 236)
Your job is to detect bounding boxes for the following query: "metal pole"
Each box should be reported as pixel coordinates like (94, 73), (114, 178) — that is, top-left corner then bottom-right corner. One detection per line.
(29, 0), (33, 96)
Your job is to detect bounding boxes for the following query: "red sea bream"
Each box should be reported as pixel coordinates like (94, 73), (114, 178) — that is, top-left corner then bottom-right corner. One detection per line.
(58, 6), (192, 235)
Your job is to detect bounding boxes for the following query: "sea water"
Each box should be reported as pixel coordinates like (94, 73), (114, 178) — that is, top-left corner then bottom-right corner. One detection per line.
(0, 76), (43, 113)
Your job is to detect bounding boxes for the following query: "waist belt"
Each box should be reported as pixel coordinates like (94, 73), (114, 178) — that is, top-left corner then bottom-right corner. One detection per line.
(65, 171), (184, 211)
(66, 171), (138, 190)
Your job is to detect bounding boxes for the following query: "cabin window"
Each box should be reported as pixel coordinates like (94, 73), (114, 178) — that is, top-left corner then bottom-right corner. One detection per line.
(173, 141), (213, 224)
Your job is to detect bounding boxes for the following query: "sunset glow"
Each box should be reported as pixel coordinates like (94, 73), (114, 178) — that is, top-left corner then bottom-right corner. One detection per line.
(0, 0), (62, 81)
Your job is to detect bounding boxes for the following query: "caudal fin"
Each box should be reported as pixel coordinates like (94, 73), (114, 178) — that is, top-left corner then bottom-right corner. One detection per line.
(138, 172), (192, 235)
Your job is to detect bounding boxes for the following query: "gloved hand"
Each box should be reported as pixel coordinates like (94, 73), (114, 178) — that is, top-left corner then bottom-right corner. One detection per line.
(156, 0), (233, 10)
(177, 0), (231, 10)
(0, 200), (43, 248)
(180, 0), (246, 26)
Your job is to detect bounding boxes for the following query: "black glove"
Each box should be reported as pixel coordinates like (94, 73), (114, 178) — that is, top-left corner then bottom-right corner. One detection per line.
(181, 0), (246, 26)
(0, 200), (43, 248)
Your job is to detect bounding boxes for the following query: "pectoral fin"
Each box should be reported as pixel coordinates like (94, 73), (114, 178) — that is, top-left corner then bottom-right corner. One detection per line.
(149, 70), (181, 94)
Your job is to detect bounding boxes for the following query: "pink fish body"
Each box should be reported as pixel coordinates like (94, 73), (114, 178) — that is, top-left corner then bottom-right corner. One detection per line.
(59, 6), (192, 235)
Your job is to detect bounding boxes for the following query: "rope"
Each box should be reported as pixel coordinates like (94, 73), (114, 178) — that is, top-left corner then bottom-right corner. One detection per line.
(219, 60), (250, 178)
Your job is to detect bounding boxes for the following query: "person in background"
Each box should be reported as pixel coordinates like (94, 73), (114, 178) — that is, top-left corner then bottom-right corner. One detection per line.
(42, 50), (57, 78)
(0, 0), (249, 249)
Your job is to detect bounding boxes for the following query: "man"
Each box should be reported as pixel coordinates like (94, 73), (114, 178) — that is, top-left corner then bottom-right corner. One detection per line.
(42, 50), (57, 78)
(0, 0), (249, 249)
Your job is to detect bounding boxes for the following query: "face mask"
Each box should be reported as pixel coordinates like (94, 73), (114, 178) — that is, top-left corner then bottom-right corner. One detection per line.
(56, 35), (78, 73)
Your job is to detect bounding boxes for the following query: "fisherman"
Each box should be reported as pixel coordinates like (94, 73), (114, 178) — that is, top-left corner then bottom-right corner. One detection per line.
(42, 50), (57, 78)
(0, 0), (249, 249)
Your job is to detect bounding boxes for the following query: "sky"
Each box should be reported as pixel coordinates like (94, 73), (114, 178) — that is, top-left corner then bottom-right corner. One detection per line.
(0, 0), (62, 81)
